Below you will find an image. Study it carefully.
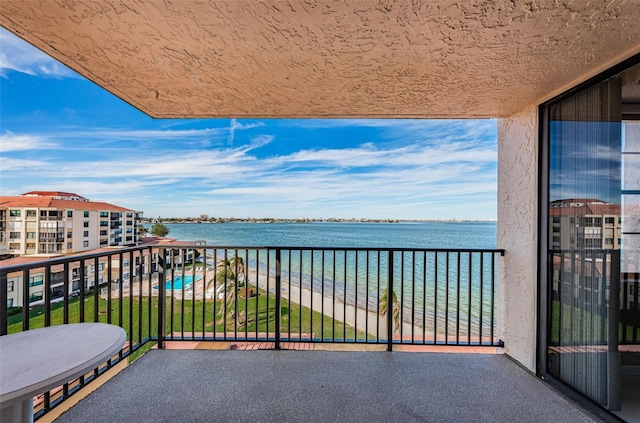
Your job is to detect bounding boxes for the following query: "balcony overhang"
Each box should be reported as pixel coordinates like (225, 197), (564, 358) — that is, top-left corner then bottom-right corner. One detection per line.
(1, 1), (639, 119)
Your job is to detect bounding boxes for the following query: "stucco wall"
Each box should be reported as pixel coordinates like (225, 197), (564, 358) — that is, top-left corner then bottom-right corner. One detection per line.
(497, 105), (538, 372)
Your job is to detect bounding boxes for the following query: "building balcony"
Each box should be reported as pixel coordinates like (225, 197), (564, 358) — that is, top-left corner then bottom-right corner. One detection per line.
(1, 244), (638, 422)
(51, 347), (593, 423)
(39, 216), (63, 221)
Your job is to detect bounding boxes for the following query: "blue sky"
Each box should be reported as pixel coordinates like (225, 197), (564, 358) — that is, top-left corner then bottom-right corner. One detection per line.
(0, 28), (497, 220)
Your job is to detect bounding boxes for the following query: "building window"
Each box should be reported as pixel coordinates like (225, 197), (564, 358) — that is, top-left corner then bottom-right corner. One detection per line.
(9, 209), (21, 217)
(26, 232), (36, 239)
(100, 211), (109, 217)
(604, 238), (614, 245)
(29, 291), (44, 303)
(100, 230), (108, 236)
(9, 232), (20, 239)
(7, 299), (13, 308)
(83, 231), (89, 237)
(100, 221), (108, 227)
(67, 210), (73, 217)
(26, 209), (37, 217)
(83, 221), (89, 227)
(26, 243), (35, 249)
(67, 242), (73, 249)
(67, 231), (72, 238)
(84, 211), (89, 218)
(7, 281), (13, 292)
(40, 210), (47, 218)
(83, 241), (89, 247)
(29, 276), (43, 287)
(605, 217), (615, 224)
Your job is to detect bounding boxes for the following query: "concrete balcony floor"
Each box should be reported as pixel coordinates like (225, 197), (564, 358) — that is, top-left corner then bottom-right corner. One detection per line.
(55, 349), (597, 423)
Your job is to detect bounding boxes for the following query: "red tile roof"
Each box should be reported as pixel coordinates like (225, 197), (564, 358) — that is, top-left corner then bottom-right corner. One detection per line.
(0, 196), (136, 212)
(20, 191), (85, 199)
(549, 201), (620, 216)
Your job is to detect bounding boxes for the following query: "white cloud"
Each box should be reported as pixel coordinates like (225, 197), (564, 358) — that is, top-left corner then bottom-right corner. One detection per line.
(0, 157), (52, 171)
(0, 132), (57, 152)
(51, 127), (228, 143)
(7, 132), (496, 218)
(1, 113), (497, 219)
(0, 28), (77, 78)
(228, 119), (265, 146)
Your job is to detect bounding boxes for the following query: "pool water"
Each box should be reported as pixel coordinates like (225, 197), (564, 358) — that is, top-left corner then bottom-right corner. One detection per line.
(154, 275), (202, 290)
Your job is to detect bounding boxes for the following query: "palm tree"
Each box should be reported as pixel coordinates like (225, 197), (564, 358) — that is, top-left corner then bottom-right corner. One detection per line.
(379, 288), (400, 335)
(212, 255), (245, 326)
(150, 222), (170, 237)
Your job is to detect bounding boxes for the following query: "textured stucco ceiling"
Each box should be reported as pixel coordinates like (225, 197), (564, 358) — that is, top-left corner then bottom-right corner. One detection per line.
(1, 0), (639, 119)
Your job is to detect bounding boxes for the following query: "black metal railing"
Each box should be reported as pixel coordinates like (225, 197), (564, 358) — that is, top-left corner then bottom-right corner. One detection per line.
(547, 250), (640, 409)
(0, 244), (504, 419)
(548, 249), (639, 347)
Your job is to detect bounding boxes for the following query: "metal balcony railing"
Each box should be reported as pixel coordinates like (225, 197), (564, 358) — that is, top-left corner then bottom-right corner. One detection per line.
(548, 249), (640, 347)
(0, 244), (504, 420)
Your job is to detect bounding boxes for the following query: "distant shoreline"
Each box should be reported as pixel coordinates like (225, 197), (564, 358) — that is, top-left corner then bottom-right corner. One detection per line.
(143, 218), (497, 225)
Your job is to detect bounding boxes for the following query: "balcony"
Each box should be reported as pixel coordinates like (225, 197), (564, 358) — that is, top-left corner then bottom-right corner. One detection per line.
(0, 244), (599, 422)
(52, 348), (592, 423)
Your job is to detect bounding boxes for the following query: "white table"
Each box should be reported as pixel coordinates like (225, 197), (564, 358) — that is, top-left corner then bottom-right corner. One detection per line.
(0, 323), (126, 423)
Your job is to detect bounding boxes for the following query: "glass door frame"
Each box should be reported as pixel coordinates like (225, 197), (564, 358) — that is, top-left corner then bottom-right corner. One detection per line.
(537, 53), (640, 421)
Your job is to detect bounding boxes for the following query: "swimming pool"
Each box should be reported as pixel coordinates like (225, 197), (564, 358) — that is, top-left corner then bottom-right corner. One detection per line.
(154, 275), (202, 290)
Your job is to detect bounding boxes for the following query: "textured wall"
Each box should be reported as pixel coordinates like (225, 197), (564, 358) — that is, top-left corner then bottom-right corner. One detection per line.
(1, 0), (639, 118)
(497, 106), (538, 371)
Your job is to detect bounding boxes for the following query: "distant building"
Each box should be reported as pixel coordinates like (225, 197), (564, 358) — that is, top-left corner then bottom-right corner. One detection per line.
(549, 199), (621, 251)
(0, 236), (200, 309)
(0, 191), (143, 258)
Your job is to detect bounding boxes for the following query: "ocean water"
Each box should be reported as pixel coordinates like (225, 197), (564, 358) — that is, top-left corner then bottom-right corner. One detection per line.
(160, 222), (499, 333)
(161, 221), (497, 249)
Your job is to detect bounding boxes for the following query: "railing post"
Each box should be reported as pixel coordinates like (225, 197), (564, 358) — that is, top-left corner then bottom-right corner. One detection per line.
(0, 271), (7, 335)
(607, 249), (621, 411)
(275, 248), (281, 350)
(157, 250), (166, 349)
(387, 250), (394, 352)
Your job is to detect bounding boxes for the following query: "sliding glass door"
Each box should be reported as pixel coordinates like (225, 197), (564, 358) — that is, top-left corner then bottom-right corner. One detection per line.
(541, 60), (639, 420)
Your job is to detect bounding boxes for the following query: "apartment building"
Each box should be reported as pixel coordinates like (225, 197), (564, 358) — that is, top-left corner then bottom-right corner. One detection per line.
(549, 199), (622, 251)
(0, 191), (143, 258)
(0, 248), (154, 309)
(1, 236), (199, 309)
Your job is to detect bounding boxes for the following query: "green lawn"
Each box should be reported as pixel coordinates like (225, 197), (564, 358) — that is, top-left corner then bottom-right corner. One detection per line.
(7, 288), (366, 361)
(550, 300), (640, 344)
(174, 291), (362, 341)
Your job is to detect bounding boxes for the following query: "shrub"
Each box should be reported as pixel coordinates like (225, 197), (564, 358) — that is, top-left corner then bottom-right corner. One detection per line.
(7, 306), (23, 316)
